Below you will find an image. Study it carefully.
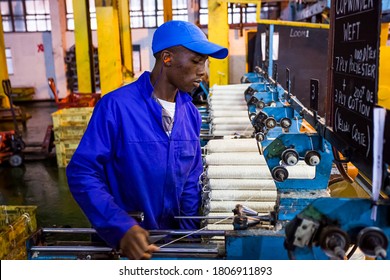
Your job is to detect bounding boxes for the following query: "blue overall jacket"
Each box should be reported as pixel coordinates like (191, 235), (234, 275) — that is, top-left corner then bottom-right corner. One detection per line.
(66, 71), (203, 248)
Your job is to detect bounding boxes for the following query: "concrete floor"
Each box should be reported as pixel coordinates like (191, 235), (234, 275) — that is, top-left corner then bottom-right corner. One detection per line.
(0, 101), (90, 228)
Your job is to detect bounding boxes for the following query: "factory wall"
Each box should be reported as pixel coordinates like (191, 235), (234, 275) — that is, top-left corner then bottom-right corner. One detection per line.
(4, 26), (251, 100)
(4, 32), (54, 100)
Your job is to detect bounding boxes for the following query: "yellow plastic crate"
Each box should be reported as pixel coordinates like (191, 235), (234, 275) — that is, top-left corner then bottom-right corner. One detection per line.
(53, 125), (88, 141)
(0, 205), (37, 260)
(54, 140), (81, 168)
(51, 107), (94, 129)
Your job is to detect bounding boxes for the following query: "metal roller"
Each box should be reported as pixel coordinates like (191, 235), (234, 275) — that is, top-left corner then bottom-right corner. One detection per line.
(281, 148), (299, 166)
(271, 166), (289, 182)
(208, 179), (276, 190)
(280, 117), (292, 129)
(207, 166), (273, 179)
(265, 117), (277, 129)
(304, 150), (321, 166)
(205, 152), (266, 165)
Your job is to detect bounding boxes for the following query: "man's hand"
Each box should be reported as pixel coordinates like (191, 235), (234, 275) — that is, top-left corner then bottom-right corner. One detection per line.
(119, 225), (160, 260)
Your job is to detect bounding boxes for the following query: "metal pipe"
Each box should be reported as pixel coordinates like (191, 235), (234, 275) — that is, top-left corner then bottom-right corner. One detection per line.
(41, 228), (226, 236)
(150, 230), (225, 236)
(42, 228), (97, 234)
(30, 246), (113, 252)
(30, 245), (220, 255)
(174, 215), (270, 221)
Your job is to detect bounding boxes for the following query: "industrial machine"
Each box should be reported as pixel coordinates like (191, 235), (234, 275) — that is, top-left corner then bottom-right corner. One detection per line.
(26, 1), (390, 261)
(26, 62), (390, 260)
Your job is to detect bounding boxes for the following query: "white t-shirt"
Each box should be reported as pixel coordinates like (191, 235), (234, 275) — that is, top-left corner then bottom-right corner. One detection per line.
(158, 98), (176, 119)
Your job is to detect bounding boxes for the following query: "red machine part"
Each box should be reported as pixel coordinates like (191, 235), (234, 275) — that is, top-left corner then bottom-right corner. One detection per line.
(48, 78), (101, 109)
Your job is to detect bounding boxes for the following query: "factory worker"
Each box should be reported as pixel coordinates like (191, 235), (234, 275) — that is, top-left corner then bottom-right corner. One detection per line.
(66, 20), (228, 260)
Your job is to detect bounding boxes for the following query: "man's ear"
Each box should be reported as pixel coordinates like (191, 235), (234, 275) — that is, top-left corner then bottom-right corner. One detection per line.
(162, 51), (172, 66)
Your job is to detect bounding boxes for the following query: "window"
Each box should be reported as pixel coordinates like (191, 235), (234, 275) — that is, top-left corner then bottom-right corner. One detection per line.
(172, 0), (188, 21)
(130, 0), (188, 28)
(65, 0), (188, 30)
(260, 3), (280, 20)
(65, 0), (96, 31)
(5, 47), (14, 75)
(199, 0), (208, 25)
(199, 1), (259, 26)
(0, 0), (51, 32)
(228, 3), (257, 25)
(130, 0), (164, 28)
(132, 44), (141, 73)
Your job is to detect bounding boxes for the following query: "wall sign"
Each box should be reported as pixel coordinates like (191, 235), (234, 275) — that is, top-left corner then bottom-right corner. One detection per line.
(331, 0), (381, 178)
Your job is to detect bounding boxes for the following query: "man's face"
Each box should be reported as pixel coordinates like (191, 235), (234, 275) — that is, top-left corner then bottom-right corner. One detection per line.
(167, 47), (208, 93)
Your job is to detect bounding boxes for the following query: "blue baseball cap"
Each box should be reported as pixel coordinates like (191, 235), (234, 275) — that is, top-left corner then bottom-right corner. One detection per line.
(152, 20), (228, 59)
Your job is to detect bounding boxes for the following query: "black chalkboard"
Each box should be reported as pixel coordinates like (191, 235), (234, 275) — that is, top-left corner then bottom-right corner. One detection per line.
(384, 109), (390, 165)
(331, 0), (381, 178)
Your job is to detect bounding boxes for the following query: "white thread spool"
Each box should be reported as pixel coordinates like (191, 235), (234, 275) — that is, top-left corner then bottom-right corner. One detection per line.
(211, 117), (250, 125)
(209, 93), (244, 100)
(206, 224), (234, 230)
(212, 123), (252, 131)
(205, 152), (266, 165)
(206, 212), (235, 217)
(210, 190), (277, 201)
(210, 110), (248, 118)
(206, 139), (259, 153)
(207, 166), (273, 179)
(209, 100), (247, 106)
(211, 84), (250, 92)
(212, 130), (253, 137)
(209, 104), (248, 111)
(208, 179), (276, 190)
(208, 201), (275, 212)
(205, 211), (271, 218)
(285, 163), (316, 179)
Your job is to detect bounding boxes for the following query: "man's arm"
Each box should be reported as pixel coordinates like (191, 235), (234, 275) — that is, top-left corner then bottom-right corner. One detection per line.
(66, 97), (138, 249)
